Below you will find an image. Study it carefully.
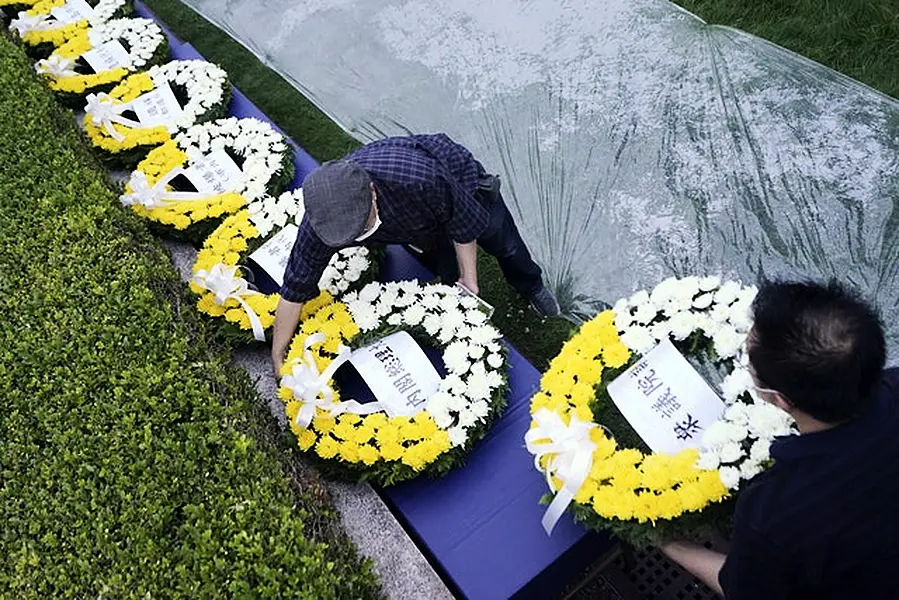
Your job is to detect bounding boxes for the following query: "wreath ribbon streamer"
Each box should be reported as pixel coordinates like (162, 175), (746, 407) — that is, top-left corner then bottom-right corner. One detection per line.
(191, 263), (266, 342)
(525, 409), (597, 534)
(11, 13), (53, 35)
(35, 55), (77, 78)
(84, 93), (146, 141)
(283, 333), (386, 428)
(120, 169), (213, 208)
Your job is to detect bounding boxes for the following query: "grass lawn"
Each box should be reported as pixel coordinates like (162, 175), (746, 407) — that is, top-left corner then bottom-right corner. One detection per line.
(674, 0), (899, 100)
(0, 33), (381, 599)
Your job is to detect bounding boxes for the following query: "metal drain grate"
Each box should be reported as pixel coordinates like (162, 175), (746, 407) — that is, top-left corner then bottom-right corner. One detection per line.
(565, 544), (720, 600)
(621, 547), (717, 600)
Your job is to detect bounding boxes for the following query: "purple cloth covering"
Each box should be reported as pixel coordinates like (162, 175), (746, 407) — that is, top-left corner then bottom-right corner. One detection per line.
(132, 3), (616, 595)
(377, 246), (614, 599)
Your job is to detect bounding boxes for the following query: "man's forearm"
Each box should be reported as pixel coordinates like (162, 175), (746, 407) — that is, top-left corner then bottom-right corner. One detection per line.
(659, 541), (726, 596)
(453, 240), (479, 293)
(271, 298), (304, 376)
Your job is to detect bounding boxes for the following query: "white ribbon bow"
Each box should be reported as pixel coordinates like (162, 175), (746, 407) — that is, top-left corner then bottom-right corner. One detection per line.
(283, 333), (386, 428)
(120, 170), (212, 209)
(11, 12), (51, 35)
(191, 263), (266, 342)
(84, 93), (145, 141)
(525, 409), (598, 535)
(35, 55), (77, 79)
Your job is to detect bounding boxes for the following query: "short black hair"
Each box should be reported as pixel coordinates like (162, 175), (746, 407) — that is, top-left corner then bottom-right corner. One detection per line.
(748, 279), (885, 423)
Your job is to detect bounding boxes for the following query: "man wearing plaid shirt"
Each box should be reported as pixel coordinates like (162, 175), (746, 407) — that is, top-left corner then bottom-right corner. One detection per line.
(271, 133), (559, 374)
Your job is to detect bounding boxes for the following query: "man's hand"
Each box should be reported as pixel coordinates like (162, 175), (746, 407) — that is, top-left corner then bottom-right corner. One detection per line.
(453, 240), (479, 295)
(656, 540), (726, 596)
(271, 298), (304, 379)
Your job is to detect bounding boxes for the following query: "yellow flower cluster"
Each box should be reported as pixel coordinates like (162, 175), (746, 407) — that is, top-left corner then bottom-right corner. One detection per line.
(45, 32), (128, 93)
(278, 302), (452, 471)
(0, 0), (38, 5)
(190, 210), (330, 333)
(126, 140), (244, 229)
(530, 310), (728, 524)
(20, 0), (86, 47)
(84, 73), (171, 152)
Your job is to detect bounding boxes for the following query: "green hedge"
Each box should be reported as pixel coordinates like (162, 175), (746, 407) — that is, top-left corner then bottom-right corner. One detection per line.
(0, 36), (381, 599)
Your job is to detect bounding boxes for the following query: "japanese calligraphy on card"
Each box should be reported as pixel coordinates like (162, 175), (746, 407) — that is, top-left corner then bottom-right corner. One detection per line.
(348, 331), (441, 417)
(81, 40), (130, 73)
(607, 339), (725, 454)
(130, 81), (184, 128)
(248, 224), (297, 286)
(181, 149), (243, 195)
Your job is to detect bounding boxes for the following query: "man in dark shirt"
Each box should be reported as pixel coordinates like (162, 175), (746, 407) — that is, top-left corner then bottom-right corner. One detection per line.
(271, 133), (559, 374)
(660, 280), (899, 598)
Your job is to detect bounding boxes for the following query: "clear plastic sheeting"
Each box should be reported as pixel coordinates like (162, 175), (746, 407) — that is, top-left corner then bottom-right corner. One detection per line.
(182, 0), (899, 356)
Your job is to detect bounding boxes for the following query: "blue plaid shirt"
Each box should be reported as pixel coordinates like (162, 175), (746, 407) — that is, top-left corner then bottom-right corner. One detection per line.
(280, 133), (489, 303)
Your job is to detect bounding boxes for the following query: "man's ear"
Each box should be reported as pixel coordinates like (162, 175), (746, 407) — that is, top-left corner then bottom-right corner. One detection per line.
(771, 392), (792, 413)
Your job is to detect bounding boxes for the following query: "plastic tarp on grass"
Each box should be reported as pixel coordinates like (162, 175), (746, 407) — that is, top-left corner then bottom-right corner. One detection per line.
(181, 0), (899, 356)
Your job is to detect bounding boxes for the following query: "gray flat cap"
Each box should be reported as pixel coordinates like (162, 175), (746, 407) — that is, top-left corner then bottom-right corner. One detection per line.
(303, 160), (372, 247)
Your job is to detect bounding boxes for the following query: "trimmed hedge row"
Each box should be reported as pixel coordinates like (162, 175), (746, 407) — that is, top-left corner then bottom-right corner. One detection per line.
(0, 35), (381, 599)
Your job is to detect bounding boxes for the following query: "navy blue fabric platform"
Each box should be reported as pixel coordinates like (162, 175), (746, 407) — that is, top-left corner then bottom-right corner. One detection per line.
(134, 4), (617, 596)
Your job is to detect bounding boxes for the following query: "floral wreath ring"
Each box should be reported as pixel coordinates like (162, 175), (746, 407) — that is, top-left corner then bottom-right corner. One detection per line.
(35, 18), (168, 97)
(83, 60), (230, 161)
(277, 281), (509, 485)
(11, 0), (130, 50)
(189, 189), (377, 343)
(526, 276), (794, 546)
(120, 117), (294, 233)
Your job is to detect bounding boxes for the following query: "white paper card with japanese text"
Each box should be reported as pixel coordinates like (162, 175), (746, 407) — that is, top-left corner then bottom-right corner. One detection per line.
(81, 40), (130, 73)
(130, 81), (184, 128)
(50, 0), (95, 25)
(182, 149), (243, 195)
(607, 339), (725, 455)
(248, 224), (297, 286)
(349, 331), (441, 417)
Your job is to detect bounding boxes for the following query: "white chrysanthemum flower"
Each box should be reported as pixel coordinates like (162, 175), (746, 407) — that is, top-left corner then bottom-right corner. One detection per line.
(349, 304), (379, 332)
(718, 441), (743, 464)
(692, 292), (715, 310)
(422, 314), (442, 336)
(457, 409), (479, 429)
(466, 371), (492, 401)
(740, 460), (763, 481)
(448, 426), (468, 448)
(698, 276), (720, 291)
(629, 289), (650, 306)
(442, 342), (471, 374)
(402, 304), (427, 326)
(749, 438), (771, 463)
(701, 421), (731, 448)
(718, 466), (741, 490)
(668, 311), (696, 341)
(468, 344), (486, 360)
(696, 451), (720, 471)
(470, 399), (491, 419)
(715, 280), (742, 306)
(619, 326), (655, 354)
(469, 326), (500, 347)
(487, 353), (504, 369)
(713, 328), (745, 359)
(633, 302), (658, 325)
(721, 369), (754, 403)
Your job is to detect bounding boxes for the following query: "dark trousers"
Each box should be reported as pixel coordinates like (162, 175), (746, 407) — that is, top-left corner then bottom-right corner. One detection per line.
(428, 175), (543, 296)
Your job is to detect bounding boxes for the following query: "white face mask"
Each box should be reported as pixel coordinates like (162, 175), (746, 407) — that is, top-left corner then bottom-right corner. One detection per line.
(354, 211), (381, 242)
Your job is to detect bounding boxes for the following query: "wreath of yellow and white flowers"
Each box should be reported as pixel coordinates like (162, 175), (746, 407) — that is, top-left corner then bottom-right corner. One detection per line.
(83, 60), (229, 157)
(277, 281), (508, 485)
(190, 189), (376, 342)
(120, 117), (293, 230)
(34, 18), (167, 95)
(10, 0), (129, 49)
(526, 276), (794, 545)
